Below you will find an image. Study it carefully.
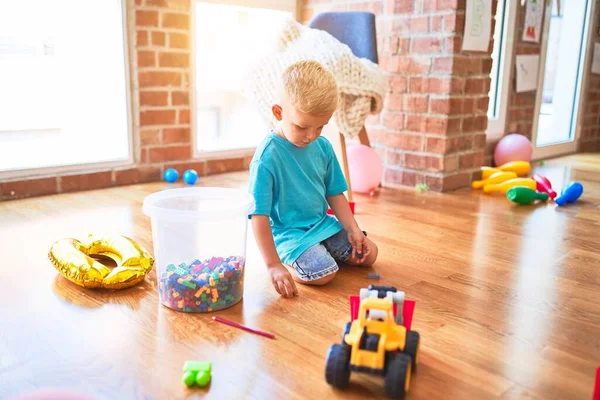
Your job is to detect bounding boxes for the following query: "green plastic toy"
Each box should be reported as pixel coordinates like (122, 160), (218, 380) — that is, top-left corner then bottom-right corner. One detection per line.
(415, 183), (429, 192)
(182, 361), (212, 387)
(506, 186), (549, 205)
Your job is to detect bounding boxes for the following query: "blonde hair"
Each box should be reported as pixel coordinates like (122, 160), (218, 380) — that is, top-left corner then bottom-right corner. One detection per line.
(280, 60), (338, 115)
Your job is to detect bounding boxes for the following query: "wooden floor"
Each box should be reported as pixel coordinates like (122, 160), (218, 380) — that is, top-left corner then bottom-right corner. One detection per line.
(1, 154), (599, 400)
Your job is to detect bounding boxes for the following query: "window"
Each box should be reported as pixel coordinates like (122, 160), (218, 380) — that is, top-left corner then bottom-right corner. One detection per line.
(193, 0), (295, 154)
(531, 0), (592, 159)
(0, 0), (131, 176)
(488, 0), (507, 119)
(487, 0), (517, 137)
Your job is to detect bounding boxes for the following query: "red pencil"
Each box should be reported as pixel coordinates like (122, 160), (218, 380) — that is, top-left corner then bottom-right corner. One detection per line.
(212, 316), (276, 339)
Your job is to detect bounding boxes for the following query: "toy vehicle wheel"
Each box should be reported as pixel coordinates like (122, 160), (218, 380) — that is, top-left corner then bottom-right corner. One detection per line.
(325, 344), (351, 389)
(385, 353), (412, 399)
(341, 322), (351, 343)
(384, 350), (399, 373)
(404, 331), (420, 370)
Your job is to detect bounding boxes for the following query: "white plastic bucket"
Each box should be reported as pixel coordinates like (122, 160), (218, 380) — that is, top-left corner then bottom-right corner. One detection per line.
(142, 187), (255, 312)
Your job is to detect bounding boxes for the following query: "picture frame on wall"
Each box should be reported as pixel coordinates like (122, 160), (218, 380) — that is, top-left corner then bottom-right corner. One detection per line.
(522, 0), (544, 43)
(515, 54), (540, 92)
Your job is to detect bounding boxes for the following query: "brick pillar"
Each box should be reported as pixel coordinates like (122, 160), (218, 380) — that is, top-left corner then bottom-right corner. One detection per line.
(301, 0), (496, 191)
(134, 0), (251, 178)
(134, 0), (196, 180)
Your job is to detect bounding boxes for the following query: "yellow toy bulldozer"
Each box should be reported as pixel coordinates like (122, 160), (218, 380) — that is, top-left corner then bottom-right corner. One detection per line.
(325, 285), (420, 398)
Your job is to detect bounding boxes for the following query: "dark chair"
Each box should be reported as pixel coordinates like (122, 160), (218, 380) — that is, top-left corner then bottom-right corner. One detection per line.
(307, 11), (378, 64)
(307, 12), (379, 202)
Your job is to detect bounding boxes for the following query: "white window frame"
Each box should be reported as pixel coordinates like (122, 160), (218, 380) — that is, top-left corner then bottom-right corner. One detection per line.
(486, 0), (518, 139)
(530, 0), (595, 160)
(0, 0), (134, 181)
(191, 0), (298, 160)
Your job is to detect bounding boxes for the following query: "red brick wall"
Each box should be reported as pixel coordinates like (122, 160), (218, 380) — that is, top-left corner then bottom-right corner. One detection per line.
(302, 0), (496, 191)
(0, 0), (250, 202)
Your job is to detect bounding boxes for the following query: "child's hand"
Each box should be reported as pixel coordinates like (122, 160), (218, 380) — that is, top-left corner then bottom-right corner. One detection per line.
(268, 264), (298, 298)
(347, 229), (370, 263)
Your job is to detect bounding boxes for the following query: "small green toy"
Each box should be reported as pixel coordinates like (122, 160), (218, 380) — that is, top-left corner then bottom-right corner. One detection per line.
(506, 186), (549, 205)
(415, 183), (429, 192)
(182, 361), (212, 387)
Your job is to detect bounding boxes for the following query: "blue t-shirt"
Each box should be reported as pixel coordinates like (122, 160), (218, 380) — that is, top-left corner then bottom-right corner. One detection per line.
(248, 132), (349, 265)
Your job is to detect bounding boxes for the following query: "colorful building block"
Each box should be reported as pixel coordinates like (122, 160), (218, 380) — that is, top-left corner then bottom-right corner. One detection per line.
(182, 360), (212, 388)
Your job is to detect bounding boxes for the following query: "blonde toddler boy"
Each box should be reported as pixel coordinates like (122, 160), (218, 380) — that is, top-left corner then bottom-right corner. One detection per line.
(248, 60), (378, 298)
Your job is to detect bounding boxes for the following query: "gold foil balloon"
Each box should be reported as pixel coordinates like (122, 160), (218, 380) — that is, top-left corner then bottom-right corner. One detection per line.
(48, 234), (154, 289)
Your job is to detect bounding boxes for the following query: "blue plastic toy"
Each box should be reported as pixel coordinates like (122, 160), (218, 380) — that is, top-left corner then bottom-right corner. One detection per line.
(555, 182), (583, 206)
(183, 169), (198, 185)
(164, 168), (179, 183)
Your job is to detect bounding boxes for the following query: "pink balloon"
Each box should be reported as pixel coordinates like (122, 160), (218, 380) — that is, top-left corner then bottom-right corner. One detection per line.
(494, 133), (533, 166)
(347, 144), (383, 195)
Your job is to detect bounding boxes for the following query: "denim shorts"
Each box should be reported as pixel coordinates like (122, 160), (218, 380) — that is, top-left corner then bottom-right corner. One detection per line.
(292, 229), (357, 282)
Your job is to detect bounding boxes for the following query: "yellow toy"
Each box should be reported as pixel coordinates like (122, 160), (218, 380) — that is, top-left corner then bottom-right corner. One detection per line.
(483, 178), (536, 194)
(325, 286), (420, 399)
(499, 160), (531, 176)
(481, 166), (501, 180)
(480, 161), (531, 179)
(472, 171), (517, 189)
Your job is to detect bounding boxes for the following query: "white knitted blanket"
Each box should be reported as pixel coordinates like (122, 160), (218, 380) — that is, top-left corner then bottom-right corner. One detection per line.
(242, 19), (385, 138)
